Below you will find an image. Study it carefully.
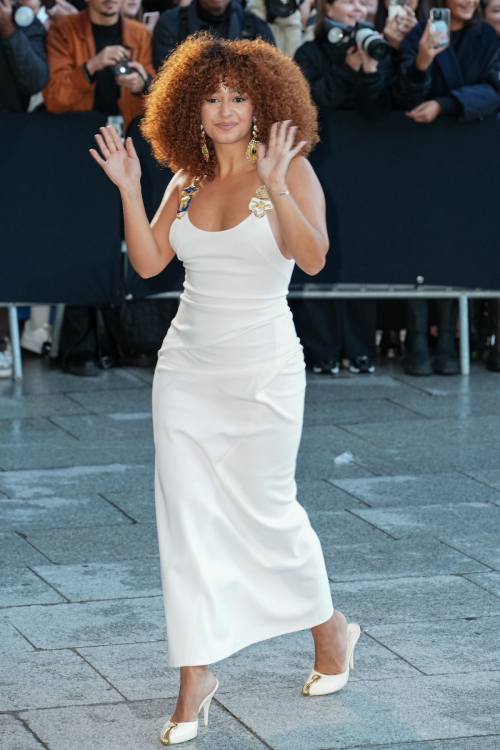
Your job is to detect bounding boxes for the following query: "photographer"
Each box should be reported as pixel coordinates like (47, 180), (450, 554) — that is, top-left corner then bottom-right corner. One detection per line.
(43, 0), (155, 127)
(295, 0), (392, 119)
(0, 0), (49, 112)
(245, 0), (303, 56)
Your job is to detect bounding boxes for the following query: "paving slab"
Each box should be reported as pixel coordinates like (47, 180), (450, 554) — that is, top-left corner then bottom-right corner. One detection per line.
(67, 387), (153, 414)
(0, 715), (44, 750)
(0, 566), (65, 607)
(0, 417), (76, 448)
(328, 473), (500, 508)
(442, 534), (500, 570)
(6, 597), (166, 649)
(366, 616), (500, 675)
(464, 468), (500, 491)
(343, 415), (500, 450)
(50, 413), (153, 445)
(0, 392), (87, 420)
(307, 509), (393, 546)
(216, 671), (500, 749)
(304, 376), (419, 403)
(22, 523), (159, 563)
(355, 739), (500, 750)
(368, 442), (500, 476)
(0, 615), (35, 653)
(389, 388), (500, 419)
(100, 489), (156, 523)
(0, 649), (123, 711)
(0, 463), (154, 499)
(0, 443), (154, 471)
(20, 698), (265, 750)
(4, 362), (147, 395)
(32, 559), (162, 602)
(328, 575), (500, 625)
(349, 502), (500, 540)
(77, 628), (416, 702)
(0, 493), (131, 531)
(296, 479), (366, 512)
(465, 571), (500, 597)
(0, 532), (51, 568)
(323, 537), (489, 582)
(303, 398), (421, 426)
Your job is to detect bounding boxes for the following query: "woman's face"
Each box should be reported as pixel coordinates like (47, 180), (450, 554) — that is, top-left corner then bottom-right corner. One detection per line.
(484, 0), (500, 34)
(353, 0), (368, 21)
(326, 0), (359, 25)
(123, 0), (141, 16)
(201, 84), (253, 148)
(18, 0), (42, 13)
(445, 0), (480, 24)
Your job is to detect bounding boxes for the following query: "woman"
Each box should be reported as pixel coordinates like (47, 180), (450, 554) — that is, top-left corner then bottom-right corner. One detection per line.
(90, 34), (360, 746)
(482, 0), (500, 35)
(395, 0), (500, 122)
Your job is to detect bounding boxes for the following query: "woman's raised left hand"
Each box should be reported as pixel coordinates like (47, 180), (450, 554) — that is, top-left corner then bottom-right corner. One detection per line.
(256, 120), (307, 195)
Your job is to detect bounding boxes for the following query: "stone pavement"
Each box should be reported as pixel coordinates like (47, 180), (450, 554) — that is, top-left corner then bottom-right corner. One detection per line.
(1, 356), (500, 750)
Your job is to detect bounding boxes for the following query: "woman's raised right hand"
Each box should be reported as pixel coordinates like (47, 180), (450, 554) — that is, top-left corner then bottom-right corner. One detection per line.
(89, 126), (141, 195)
(415, 19), (447, 71)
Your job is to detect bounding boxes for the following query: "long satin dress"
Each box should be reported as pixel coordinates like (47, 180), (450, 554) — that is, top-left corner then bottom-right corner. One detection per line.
(152, 185), (334, 667)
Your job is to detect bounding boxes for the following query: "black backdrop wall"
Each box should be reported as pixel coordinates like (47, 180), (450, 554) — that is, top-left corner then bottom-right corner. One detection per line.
(1, 110), (499, 306)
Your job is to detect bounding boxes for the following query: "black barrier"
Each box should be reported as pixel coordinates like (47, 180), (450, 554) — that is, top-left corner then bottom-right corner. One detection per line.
(0, 112), (123, 306)
(305, 110), (500, 290)
(1, 111), (499, 306)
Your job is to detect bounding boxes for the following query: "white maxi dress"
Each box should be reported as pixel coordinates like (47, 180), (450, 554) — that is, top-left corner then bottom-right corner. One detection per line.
(152, 185), (334, 667)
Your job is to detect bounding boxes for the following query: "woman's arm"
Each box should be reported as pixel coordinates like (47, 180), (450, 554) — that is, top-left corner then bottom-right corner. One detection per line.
(257, 122), (328, 276)
(89, 125), (181, 279)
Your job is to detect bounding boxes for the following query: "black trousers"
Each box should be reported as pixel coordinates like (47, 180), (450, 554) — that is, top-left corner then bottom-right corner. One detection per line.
(289, 299), (376, 366)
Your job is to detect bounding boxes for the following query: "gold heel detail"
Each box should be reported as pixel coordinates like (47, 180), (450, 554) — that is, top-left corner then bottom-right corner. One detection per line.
(302, 673), (322, 696)
(160, 721), (178, 745)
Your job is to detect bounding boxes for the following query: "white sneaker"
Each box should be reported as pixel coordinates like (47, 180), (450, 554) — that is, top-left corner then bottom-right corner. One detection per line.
(21, 321), (52, 355)
(0, 342), (13, 379)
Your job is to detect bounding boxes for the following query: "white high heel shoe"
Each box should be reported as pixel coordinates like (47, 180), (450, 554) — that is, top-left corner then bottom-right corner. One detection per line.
(302, 623), (361, 696)
(160, 678), (219, 745)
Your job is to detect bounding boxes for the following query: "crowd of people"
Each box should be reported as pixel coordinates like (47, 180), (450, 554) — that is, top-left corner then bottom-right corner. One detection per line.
(1, 0), (500, 379)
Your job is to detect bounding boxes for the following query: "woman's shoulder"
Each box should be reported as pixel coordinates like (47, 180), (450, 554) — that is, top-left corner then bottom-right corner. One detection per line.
(294, 39), (320, 62)
(472, 20), (500, 43)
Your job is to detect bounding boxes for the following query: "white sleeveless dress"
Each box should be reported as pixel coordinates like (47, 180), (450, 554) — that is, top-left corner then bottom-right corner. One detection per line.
(152, 185), (334, 667)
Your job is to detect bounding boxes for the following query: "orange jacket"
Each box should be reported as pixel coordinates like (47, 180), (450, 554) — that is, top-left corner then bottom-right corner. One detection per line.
(43, 10), (155, 128)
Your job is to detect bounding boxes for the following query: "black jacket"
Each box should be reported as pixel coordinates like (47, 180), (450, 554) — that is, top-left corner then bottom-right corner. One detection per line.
(394, 20), (500, 121)
(294, 36), (392, 121)
(153, 0), (275, 71)
(0, 19), (49, 113)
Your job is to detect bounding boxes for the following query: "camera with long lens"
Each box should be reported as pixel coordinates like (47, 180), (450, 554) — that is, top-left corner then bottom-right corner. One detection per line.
(322, 19), (390, 61)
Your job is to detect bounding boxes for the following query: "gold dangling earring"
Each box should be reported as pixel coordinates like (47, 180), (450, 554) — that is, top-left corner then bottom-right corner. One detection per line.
(246, 118), (259, 163)
(200, 124), (210, 162)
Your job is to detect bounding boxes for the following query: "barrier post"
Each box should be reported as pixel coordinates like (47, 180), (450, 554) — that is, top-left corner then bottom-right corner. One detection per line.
(459, 294), (470, 376)
(8, 305), (22, 382)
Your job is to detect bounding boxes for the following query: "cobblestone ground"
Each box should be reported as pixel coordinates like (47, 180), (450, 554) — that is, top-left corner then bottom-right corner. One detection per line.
(1, 356), (500, 749)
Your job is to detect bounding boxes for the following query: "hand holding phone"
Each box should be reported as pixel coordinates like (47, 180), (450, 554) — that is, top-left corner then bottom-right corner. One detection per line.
(429, 8), (450, 48)
(415, 17), (448, 70)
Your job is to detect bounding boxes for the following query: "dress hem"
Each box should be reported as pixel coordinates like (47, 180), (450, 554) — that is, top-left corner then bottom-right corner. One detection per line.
(167, 601), (336, 668)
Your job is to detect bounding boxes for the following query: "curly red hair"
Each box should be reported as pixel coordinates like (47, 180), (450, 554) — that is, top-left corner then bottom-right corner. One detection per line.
(140, 32), (319, 182)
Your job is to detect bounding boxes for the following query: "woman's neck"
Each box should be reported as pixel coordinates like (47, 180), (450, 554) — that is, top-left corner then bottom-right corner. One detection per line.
(212, 142), (255, 180)
(450, 15), (466, 31)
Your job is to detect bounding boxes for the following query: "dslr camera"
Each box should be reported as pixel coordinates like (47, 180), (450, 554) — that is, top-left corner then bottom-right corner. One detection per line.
(111, 45), (134, 77)
(322, 19), (390, 61)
